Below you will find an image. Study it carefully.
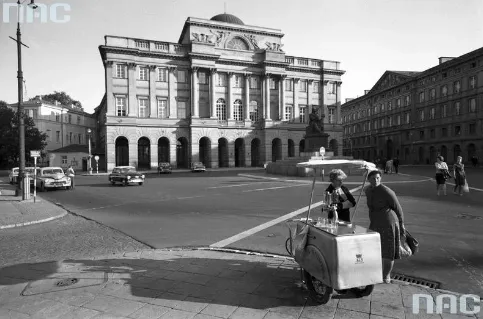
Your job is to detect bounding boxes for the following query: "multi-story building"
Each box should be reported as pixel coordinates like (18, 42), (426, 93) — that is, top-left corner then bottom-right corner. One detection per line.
(341, 47), (483, 165)
(8, 97), (96, 165)
(95, 13), (345, 171)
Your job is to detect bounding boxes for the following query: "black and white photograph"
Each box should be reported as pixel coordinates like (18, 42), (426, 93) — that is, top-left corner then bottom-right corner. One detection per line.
(0, 0), (482, 318)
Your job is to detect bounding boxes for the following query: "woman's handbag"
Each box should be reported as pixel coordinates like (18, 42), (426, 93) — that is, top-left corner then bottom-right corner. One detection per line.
(463, 181), (470, 193)
(399, 235), (412, 258)
(405, 230), (419, 255)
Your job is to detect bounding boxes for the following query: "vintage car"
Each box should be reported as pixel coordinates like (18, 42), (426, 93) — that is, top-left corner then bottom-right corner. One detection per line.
(158, 162), (172, 174)
(9, 167), (38, 184)
(109, 166), (145, 186)
(35, 167), (72, 191)
(190, 162), (206, 172)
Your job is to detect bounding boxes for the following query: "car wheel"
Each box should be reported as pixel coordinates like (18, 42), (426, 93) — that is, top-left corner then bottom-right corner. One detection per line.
(138, 182), (143, 186)
(123, 179), (128, 186)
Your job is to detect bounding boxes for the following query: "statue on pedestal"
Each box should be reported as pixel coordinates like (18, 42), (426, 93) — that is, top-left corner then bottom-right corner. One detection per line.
(306, 108), (325, 135)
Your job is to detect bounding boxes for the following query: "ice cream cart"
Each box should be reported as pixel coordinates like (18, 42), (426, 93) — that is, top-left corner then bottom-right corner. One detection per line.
(286, 159), (383, 304)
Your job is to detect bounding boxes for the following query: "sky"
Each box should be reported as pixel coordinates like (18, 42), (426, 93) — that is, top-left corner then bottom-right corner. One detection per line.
(0, 0), (482, 114)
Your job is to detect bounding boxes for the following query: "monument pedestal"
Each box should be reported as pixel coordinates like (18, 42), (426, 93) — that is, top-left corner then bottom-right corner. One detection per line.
(304, 133), (329, 152)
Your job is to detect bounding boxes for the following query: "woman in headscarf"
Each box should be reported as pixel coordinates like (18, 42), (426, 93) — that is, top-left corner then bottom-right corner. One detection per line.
(365, 170), (406, 283)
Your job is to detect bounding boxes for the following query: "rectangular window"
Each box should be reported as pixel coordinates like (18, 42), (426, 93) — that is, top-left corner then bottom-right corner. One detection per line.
(62, 156), (67, 165)
(299, 80), (307, 92)
(313, 81), (319, 93)
(55, 113), (60, 122)
(116, 96), (127, 116)
(396, 114), (401, 125)
(405, 112), (410, 124)
(441, 104), (447, 118)
(177, 101), (186, 119)
(68, 114), (72, 123)
(56, 131), (60, 143)
(429, 107), (435, 119)
(217, 73), (227, 86)
(328, 82), (336, 94)
(469, 98), (476, 113)
(269, 78), (277, 90)
(429, 88), (436, 100)
(46, 130), (51, 142)
(388, 116), (392, 127)
(138, 98), (149, 118)
(139, 67), (149, 81)
(284, 104), (292, 121)
(455, 101), (461, 115)
(328, 108), (335, 124)
(177, 70), (187, 83)
(249, 102), (259, 122)
(419, 109), (425, 121)
(115, 64), (127, 78)
(454, 80), (461, 93)
(388, 101), (392, 110)
(454, 125), (461, 136)
(285, 79), (293, 91)
(299, 106), (306, 123)
(157, 99), (167, 118)
(430, 129), (435, 138)
(406, 131), (410, 140)
(469, 123), (476, 134)
(233, 102), (243, 121)
(158, 68), (167, 82)
(199, 72), (208, 85)
(77, 116), (80, 125)
(405, 95), (410, 106)
(442, 128), (447, 137)
(32, 109), (38, 119)
(380, 118), (384, 128)
(469, 75), (476, 89)
(234, 75), (242, 88)
(419, 91), (425, 103)
(396, 98), (401, 108)
(419, 130), (424, 139)
(250, 76), (259, 89)
(441, 85), (448, 97)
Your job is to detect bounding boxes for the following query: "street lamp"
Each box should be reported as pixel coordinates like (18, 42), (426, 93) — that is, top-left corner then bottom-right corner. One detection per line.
(9, 0), (38, 198)
(87, 128), (92, 174)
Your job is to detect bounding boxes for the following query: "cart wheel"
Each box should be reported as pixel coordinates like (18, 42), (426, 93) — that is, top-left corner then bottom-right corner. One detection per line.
(304, 270), (333, 304)
(350, 285), (374, 298)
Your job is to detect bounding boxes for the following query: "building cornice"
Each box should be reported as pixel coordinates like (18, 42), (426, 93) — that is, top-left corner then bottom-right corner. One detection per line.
(100, 46), (188, 62)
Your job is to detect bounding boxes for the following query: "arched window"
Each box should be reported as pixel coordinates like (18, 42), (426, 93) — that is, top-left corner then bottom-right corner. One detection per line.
(233, 99), (243, 121)
(249, 101), (259, 122)
(226, 37), (249, 50)
(216, 98), (227, 120)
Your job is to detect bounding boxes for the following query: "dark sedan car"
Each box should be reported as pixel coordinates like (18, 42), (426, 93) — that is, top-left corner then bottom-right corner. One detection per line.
(158, 162), (172, 174)
(109, 166), (145, 186)
(190, 162), (206, 172)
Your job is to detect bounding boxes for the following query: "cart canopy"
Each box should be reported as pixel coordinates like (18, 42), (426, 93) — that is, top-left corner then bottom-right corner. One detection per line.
(296, 159), (376, 170)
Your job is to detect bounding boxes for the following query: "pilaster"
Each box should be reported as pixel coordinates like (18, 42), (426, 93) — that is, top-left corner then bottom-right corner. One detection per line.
(151, 143), (158, 168)
(128, 63), (137, 117)
(280, 75), (286, 120)
(105, 61), (115, 116)
(264, 73), (271, 120)
(228, 72), (234, 120)
(210, 68), (217, 118)
(149, 65), (157, 118)
(129, 142), (138, 168)
(168, 66), (177, 118)
(336, 81), (342, 124)
(307, 79), (313, 112)
(294, 78), (300, 121)
(191, 67), (199, 118)
(244, 73), (251, 120)
(323, 80), (329, 119)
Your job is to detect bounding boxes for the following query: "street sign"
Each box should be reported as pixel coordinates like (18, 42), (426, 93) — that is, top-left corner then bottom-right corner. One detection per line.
(94, 155), (99, 161)
(30, 150), (40, 157)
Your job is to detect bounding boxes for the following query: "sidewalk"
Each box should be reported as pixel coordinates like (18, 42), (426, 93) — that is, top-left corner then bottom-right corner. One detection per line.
(1, 248), (477, 319)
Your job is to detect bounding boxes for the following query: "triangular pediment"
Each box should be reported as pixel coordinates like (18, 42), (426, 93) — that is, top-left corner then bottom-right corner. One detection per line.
(368, 71), (420, 94)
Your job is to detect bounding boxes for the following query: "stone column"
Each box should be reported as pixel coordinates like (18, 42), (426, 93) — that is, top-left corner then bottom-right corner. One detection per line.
(228, 72), (234, 120)
(264, 73), (271, 120)
(168, 66), (177, 118)
(151, 143), (158, 168)
(336, 81), (342, 124)
(307, 79), (313, 114)
(149, 65), (157, 118)
(279, 75), (286, 120)
(169, 139), (177, 167)
(210, 69), (217, 118)
(129, 142), (138, 168)
(191, 67), (199, 118)
(293, 78), (300, 122)
(105, 61), (115, 116)
(323, 80), (329, 121)
(128, 63), (137, 117)
(244, 73), (250, 120)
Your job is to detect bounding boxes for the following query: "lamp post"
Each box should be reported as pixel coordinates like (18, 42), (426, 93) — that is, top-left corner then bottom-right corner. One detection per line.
(10, 0), (38, 198)
(87, 128), (92, 174)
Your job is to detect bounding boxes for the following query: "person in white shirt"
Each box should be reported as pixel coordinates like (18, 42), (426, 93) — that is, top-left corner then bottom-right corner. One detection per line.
(435, 156), (449, 196)
(67, 165), (75, 190)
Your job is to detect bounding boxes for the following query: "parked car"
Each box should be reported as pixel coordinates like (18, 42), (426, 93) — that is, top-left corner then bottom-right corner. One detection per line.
(109, 166), (145, 186)
(158, 162), (172, 174)
(35, 167), (72, 191)
(9, 167), (38, 184)
(190, 162), (206, 172)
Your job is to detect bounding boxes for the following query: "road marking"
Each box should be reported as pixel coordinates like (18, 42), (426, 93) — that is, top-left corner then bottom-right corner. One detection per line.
(208, 181), (274, 189)
(242, 184), (308, 192)
(210, 186), (363, 248)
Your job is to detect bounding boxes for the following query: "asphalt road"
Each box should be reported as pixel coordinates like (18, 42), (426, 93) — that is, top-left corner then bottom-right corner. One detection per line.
(34, 167), (483, 296)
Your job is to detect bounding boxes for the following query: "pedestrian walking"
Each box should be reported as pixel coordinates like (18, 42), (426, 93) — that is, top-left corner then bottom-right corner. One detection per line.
(393, 157), (400, 174)
(453, 156), (466, 196)
(435, 156), (450, 196)
(471, 155), (479, 168)
(67, 165), (75, 190)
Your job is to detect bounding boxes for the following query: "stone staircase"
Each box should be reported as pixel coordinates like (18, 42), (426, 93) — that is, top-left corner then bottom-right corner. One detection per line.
(265, 152), (368, 177)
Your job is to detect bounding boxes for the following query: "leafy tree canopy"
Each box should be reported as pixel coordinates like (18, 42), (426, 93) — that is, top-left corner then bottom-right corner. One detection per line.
(0, 100), (48, 168)
(30, 91), (83, 109)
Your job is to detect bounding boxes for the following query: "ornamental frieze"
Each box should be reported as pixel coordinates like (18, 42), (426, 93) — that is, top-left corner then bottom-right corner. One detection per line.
(209, 29), (231, 46)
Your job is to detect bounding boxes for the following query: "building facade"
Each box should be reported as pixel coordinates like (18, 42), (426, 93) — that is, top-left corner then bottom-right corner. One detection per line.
(8, 98), (96, 166)
(341, 47), (483, 165)
(96, 13), (345, 171)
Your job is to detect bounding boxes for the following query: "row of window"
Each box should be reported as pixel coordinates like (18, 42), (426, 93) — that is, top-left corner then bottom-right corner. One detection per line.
(418, 61), (478, 86)
(418, 76), (477, 102)
(344, 95), (411, 123)
(45, 130), (85, 144)
(417, 98), (477, 121)
(114, 64), (337, 93)
(115, 96), (337, 123)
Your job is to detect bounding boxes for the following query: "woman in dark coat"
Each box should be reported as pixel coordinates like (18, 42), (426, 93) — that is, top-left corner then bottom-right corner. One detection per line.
(365, 170), (406, 283)
(453, 156), (466, 196)
(325, 169), (356, 222)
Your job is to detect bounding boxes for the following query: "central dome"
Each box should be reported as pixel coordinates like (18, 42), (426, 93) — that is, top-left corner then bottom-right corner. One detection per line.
(210, 13), (244, 25)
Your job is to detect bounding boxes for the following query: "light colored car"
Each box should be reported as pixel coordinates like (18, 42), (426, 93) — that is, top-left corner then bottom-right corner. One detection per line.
(158, 162), (172, 174)
(35, 167), (72, 191)
(9, 167), (38, 184)
(190, 162), (206, 172)
(108, 166), (145, 186)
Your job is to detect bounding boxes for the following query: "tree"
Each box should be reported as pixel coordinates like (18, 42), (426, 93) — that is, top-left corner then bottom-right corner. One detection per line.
(30, 91), (83, 109)
(0, 101), (48, 168)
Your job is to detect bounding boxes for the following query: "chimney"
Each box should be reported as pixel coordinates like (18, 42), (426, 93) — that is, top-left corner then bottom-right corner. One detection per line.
(39, 95), (42, 101)
(345, 98), (354, 103)
(364, 90), (370, 95)
(439, 57), (455, 65)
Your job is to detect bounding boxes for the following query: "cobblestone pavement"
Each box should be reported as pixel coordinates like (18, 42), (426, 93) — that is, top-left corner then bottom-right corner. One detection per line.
(0, 213), (150, 268)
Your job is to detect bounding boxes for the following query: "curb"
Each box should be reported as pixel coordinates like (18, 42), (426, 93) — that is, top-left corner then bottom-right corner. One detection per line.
(0, 211), (67, 230)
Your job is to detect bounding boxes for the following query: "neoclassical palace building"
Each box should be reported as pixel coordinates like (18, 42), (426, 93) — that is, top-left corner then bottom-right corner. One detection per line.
(341, 46), (483, 165)
(95, 13), (344, 170)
